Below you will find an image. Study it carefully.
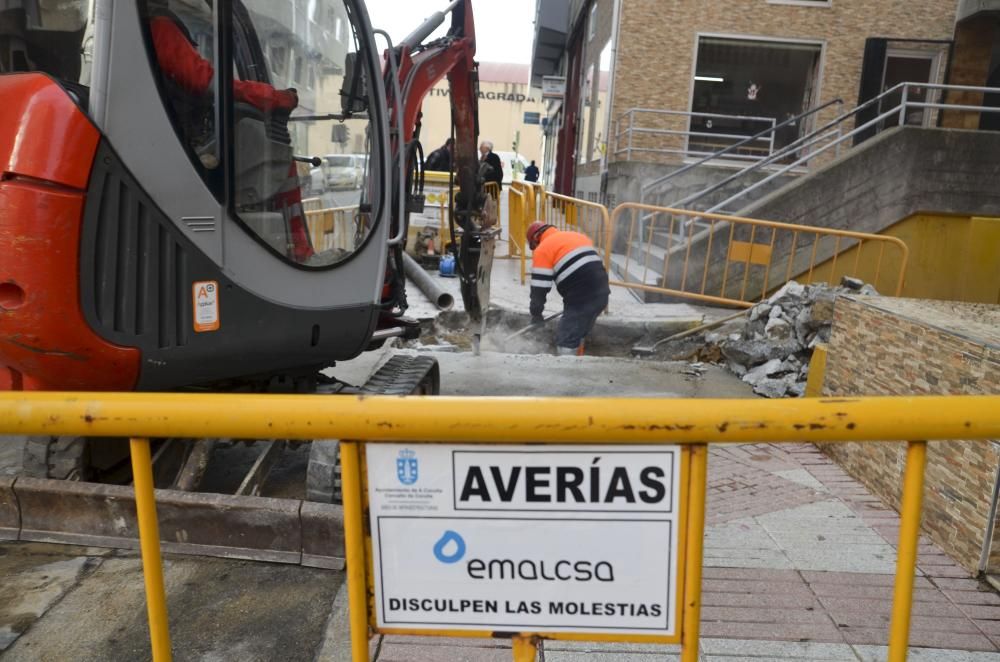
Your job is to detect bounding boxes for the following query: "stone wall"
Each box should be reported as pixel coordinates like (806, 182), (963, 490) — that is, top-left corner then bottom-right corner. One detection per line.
(820, 296), (1000, 573)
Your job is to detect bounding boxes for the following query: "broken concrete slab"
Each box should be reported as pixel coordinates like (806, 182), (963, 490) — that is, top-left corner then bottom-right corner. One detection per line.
(0, 543), (109, 653)
(0, 477), (18, 541)
(0, 549), (342, 662)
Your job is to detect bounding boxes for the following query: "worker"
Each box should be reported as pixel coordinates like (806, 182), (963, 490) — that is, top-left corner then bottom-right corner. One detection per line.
(524, 160), (540, 183)
(148, 10), (299, 117)
(479, 140), (503, 195)
(527, 222), (610, 356)
(425, 138), (455, 172)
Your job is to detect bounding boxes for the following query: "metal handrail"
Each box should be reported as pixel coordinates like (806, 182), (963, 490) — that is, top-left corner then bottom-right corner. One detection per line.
(700, 83), (1000, 212)
(639, 98), (845, 204)
(614, 108), (777, 162)
(677, 82), (1000, 214)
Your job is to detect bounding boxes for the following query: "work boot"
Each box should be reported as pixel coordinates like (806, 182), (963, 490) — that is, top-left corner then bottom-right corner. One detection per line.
(556, 346), (577, 356)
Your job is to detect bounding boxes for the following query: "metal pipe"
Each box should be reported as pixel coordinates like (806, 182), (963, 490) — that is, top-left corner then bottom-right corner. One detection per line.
(400, 0), (462, 49)
(978, 460), (1000, 573)
(130, 437), (173, 662)
(888, 440), (928, 662)
(371, 327), (407, 341)
(403, 252), (455, 310)
(2, 394), (998, 444)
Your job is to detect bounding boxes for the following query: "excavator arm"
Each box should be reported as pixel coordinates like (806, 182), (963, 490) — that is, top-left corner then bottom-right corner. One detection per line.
(379, 0), (496, 322)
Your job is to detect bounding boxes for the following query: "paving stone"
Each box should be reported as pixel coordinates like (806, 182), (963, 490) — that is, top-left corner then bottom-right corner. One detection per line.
(701, 621), (845, 643)
(376, 642), (514, 661)
(702, 606), (832, 625)
(701, 638), (857, 659)
(944, 590), (1000, 606)
(803, 571), (934, 588)
(841, 627), (996, 650)
(702, 567), (801, 582)
(703, 591), (820, 609)
(958, 605), (1000, 620)
(808, 582), (940, 601)
(853, 646), (1000, 661)
(544, 653), (681, 662)
(819, 596), (969, 619)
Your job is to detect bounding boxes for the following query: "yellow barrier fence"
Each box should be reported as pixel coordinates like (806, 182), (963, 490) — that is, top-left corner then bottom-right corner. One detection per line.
(303, 205), (360, 253)
(507, 184), (528, 284)
(539, 191), (614, 272)
(609, 203), (909, 307)
(2, 393), (999, 662)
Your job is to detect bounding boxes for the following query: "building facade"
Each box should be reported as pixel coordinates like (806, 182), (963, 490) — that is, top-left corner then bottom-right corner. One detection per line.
(419, 63), (546, 170)
(531, 0), (1000, 201)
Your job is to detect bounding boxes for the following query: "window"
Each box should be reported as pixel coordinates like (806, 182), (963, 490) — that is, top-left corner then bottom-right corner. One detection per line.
(589, 40), (612, 163)
(588, 4), (597, 41)
(0, 1), (91, 84)
(141, 0), (220, 182)
(689, 36), (823, 155)
(578, 64), (594, 164)
(233, 0), (382, 268)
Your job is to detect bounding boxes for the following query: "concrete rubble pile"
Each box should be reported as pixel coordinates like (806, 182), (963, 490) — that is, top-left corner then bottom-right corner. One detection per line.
(712, 277), (879, 398)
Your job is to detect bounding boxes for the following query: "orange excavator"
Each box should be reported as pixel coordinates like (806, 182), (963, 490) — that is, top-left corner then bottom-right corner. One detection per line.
(0, 0), (496, 499)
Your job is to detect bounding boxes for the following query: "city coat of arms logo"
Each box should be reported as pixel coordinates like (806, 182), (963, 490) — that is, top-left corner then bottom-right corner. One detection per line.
(396, 449), (418, 485)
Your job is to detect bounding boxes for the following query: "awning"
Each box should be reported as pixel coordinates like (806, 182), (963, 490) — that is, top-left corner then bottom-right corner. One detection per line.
(530, 0), (571, 88)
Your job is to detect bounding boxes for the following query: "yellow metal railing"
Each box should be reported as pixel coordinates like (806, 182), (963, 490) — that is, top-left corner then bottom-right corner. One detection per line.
(540, 191), (614, 272)
(2, 393), (999, 662)
(610, 203), (910, 307)
(507, 184), (528, 284)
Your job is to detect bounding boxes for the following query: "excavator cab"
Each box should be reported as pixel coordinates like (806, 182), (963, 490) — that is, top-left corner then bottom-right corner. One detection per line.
(0, 0), (402, 392)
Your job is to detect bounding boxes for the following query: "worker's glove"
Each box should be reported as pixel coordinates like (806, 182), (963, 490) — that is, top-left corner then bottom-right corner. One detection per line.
(530, 315), (545, 327)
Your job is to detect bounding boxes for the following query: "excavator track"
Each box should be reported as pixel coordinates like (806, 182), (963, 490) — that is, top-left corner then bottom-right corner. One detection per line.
(307, 355), (441, 504)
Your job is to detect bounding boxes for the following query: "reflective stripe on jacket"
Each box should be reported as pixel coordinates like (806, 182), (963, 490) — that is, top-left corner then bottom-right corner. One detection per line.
(530, 228), (609, 318)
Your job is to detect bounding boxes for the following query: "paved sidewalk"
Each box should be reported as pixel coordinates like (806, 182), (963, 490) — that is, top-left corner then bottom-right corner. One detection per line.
(369, 442), (1000, 661)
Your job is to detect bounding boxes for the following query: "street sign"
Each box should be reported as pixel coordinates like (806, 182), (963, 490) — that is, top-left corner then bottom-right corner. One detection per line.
(366, 444), (683, 637)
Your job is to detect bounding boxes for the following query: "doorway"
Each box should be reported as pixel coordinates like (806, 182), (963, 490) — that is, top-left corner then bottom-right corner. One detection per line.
(879, 51), (940, 127)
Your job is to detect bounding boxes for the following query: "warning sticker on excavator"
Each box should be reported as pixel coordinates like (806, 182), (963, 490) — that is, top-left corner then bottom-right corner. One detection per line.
(365, 444), (684, 638)
(193, 281), (220, 332)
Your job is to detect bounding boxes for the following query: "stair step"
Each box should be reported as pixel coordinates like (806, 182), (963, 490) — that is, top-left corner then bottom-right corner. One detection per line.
(610, 252), (664, 287)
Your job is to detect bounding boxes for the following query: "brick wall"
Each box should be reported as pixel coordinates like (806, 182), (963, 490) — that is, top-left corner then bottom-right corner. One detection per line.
(821, 296), (1000, 573)
(610, 0), (958, 165)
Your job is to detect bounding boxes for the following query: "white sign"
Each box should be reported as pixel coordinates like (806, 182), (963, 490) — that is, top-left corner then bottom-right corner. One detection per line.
(192, 281), (219, 332)
(366, 445), (682, 636)
(542, 76), (566, 100)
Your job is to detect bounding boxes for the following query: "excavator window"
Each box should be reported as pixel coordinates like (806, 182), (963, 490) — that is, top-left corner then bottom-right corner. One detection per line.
(0, 0), (93, 103)
(231, 0), (382, 268)
(141, 0), (382, 268)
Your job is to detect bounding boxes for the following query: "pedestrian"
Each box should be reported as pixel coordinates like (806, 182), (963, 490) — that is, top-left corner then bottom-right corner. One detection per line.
(479, 140), (503, 195)
(424, 138), (454, 172)
(526, 221), (610, 356)
(524, 160), (539, 183)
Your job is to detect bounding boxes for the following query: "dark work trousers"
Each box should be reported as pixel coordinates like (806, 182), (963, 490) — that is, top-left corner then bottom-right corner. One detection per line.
(556, 291), (610, 350)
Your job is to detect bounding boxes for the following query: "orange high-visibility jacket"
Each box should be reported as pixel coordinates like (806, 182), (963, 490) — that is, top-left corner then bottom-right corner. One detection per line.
(530, 227), (609, 317)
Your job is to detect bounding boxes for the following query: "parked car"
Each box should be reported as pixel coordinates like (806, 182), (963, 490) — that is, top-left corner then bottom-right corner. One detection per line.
(325, 154), (364, 190)
(306, 165), (325, 197)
